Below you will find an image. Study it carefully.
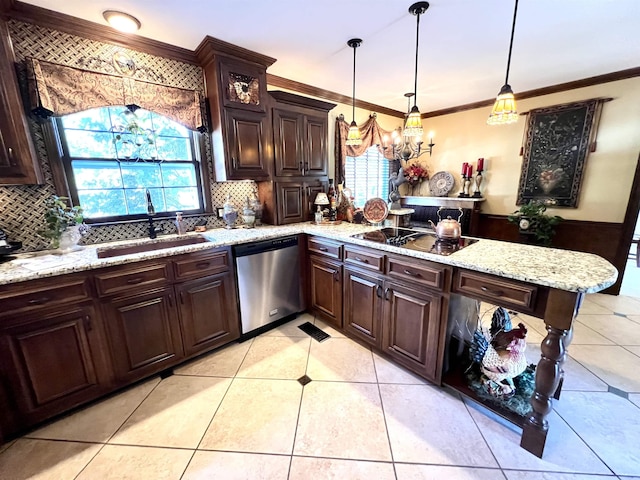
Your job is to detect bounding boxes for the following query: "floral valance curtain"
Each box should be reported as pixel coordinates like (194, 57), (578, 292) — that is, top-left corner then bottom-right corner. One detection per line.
(27, 58), (204, 131)
(334, 114), (396, 184)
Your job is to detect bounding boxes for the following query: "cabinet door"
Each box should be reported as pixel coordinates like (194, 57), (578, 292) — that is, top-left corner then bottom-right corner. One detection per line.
(275, 181), (305, 224)
(0, 305), (109, 423)
(309, 255), (342, 328)
(304, 114), (328, 176)
(273, 108), (303, 176)
(223, 108), (269, 180)
(0, 20), (42, 185)
(102, 287), (183, 383)
(343, 267), (383, 347)
(176, 272), (240, 357)
(382, 281), (444, 381)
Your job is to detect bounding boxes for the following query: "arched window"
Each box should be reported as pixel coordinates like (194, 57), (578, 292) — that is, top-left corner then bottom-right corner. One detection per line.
(53, 106), (206, 221)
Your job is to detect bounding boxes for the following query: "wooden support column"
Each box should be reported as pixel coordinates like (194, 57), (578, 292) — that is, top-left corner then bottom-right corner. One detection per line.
(521, 289), (581, 457)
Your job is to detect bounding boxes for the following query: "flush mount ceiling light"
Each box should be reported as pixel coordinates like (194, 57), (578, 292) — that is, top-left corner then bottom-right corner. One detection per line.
(487, 0), (519, 125)
(345, 38), (362, 146)
(102, 10), (141, 33)
(402, 1), (429, 138)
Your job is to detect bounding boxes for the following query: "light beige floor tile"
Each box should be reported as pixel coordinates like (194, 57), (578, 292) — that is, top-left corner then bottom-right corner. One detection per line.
(182, 450), (290, 480)
(578, 298), (613, 315)
(628, 314), (640, 326)
(587, 294), (640, 315)
(373, 352), (427, 384)
(175, 340), (252, 377)
(395, 463), (506, 479)
(199, 378), (301, 454)
(577, 314), (640, 345)
(294, 381), (392, 461)
(504, 472), (616, 480)
(554, 391), (640, 476)
(265, 313), (316, 337)
(110, 375), (231, 448)
(570, 319), (616, 345)
(380, 384), (497, 467)
(313, 317), (346, 337)
(236, 336), (310, 379)
(624, 345), (640, 357)
(307, 337), (377, 382)
(0, 438), (102, 480)
(569, 345), (640, 392)
(0, 439), (15, 454)
(526, 344), (608, 392)
(28, 377), (159, 442)
(466, 403), (610, 474)
(515, 313), (547, 337)
(630, 394), (640, 409)
(289, 456), (395, 480)
(76, 444), (193, 480)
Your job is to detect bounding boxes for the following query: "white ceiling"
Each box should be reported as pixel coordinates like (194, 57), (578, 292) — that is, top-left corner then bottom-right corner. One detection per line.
(21, 0), (640, 114)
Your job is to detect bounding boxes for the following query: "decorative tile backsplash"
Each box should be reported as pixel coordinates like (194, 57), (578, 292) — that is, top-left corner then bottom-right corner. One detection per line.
(0, 20), (256, 252)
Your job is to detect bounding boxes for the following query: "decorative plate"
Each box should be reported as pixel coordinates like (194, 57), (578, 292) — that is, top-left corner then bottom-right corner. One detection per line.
(429, 171), (455, 197)
(363, 198), (389, 224)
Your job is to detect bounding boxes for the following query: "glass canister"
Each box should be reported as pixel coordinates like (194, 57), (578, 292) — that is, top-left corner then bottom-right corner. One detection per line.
(222, 194), (237, 229)
(242, 197), (256, 228)
(250, 185), (263, 226)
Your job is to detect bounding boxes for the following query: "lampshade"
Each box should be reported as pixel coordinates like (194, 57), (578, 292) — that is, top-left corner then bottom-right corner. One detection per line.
(103, 11), (141, 33)
(346, 120), (362, 146)
(403, 105), (424, 137)
(487, 84), (518, 125)
(314, 193), (330, 206)
(346, 38), (362, 146)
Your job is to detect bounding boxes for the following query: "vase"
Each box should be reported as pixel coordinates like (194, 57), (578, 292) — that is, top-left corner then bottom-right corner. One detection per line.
(57, 225), (83, 253)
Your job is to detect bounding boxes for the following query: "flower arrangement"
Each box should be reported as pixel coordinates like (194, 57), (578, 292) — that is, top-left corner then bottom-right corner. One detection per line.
(403, 163), (429, 187)
(37, 195), (88, 249)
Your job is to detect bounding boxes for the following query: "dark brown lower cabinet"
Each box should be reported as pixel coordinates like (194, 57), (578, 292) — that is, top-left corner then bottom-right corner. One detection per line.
(101, 287), (184, 384)
(0, 304), (111, 426)
(382, 281), (444, 382)
(343, 267), (383, 347)
(309, 254), (342, 328)
(176, 272), (240, 356)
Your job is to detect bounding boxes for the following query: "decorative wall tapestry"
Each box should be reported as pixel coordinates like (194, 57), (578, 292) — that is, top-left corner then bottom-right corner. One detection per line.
(516, 98), (604, 208)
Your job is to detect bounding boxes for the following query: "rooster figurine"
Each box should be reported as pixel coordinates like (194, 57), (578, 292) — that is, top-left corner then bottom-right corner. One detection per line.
(469, 308), (528, 399)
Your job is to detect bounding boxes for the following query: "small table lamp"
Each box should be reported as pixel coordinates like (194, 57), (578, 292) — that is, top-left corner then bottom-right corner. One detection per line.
(314, 192), (330, 223)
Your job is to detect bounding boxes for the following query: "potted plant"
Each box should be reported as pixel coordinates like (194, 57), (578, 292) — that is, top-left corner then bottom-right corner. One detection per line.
(38, 195), (87, 251)
(507, 201), (563, 247)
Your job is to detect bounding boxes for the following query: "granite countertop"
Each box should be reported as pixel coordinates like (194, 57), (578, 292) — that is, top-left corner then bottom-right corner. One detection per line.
(0, 223), (618, 293)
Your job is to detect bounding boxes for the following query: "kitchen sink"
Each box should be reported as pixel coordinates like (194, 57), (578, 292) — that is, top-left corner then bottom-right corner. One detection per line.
(96, 235), (209, 258)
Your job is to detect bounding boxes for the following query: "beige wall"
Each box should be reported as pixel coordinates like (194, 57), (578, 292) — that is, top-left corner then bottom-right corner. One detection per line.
(422, 77), (640, 222)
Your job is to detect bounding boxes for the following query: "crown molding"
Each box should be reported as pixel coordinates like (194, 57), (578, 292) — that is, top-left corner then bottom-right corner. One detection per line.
(195, 35), (276, 68)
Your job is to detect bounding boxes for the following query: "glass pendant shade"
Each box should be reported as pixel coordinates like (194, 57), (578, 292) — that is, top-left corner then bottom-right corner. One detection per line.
(487, 84), (518, 125)
(403, 105), (424, 137)
(346, 120), (362, 146)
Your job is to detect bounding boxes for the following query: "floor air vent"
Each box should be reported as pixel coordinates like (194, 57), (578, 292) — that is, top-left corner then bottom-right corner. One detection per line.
(297, 322), (330, 342)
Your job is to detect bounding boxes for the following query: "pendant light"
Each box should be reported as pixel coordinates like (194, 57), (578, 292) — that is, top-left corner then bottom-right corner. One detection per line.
(487, 0), (519, 125)
(345, 38), (363, 146)
(403, 2), (430, 138)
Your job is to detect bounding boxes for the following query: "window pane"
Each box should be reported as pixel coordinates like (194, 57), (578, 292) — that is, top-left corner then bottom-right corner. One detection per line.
(156, 137), (191, 161)
(65, 131), (116, 158)
(124, 188), (153, 215)
(144, 187), (166, 212)
(161, 163), (197, 187)
(164, 187), (200, 211)
(77, 189), (127, 218)
(61, 107), (112, 131)
(110, 107), (153, 131)
(345, 146), (389, 208)
(120, 162), (162, 188)
(151, 114), (189, 138)
(72, 160), (123, 189)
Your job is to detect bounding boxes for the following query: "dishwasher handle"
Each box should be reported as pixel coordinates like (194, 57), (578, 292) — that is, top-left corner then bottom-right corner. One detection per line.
(234, 236), (299, 257)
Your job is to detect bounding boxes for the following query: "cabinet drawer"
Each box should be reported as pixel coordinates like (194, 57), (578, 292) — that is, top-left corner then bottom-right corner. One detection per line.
(344, 245), (384, 272)
(0, 275), (92, 317)
(453, 269), (538, 312)
(386, 255), (449, 290)
(307, 236), (342, 260)
(94, 262), (171, 297)
(173, 249), (230, 280)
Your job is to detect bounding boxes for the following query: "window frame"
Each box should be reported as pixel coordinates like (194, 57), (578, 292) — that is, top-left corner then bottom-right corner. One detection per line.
(344, 145), (390, 208)
(45, 111), (212, 224)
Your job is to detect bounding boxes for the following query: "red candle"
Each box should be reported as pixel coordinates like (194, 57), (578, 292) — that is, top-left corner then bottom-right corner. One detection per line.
(462, 162), (468, 175)
(477, 157), (484, 172)
(467, 164), (473, 177)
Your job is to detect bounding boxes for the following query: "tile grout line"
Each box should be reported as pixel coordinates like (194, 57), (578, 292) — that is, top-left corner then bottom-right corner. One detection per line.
(371, 347), (399, 480)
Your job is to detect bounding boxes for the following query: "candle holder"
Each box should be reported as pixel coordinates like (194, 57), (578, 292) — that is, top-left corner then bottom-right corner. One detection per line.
(472, 170), (484, 198)
(458, 174), (469, 198)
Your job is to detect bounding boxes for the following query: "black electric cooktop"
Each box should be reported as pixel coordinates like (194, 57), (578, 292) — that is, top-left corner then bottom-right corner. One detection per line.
(351, 227), (478, 256)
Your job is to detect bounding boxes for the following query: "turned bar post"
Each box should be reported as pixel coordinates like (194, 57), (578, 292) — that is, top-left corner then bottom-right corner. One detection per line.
(521, 289), (581, 457)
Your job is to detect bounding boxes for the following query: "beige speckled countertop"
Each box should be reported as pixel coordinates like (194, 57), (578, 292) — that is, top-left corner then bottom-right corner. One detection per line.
(0, 223), (617, 293)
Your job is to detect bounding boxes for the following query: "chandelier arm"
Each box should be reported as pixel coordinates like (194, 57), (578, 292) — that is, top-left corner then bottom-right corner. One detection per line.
(504, 0), (519, 86)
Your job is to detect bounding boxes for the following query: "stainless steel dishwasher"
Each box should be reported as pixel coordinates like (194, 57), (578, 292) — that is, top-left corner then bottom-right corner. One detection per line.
(234, 235), (303, 337)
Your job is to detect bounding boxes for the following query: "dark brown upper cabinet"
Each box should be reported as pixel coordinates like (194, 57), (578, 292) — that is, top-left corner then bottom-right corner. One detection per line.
(0, 20), (43, 185)
(196, 37), (276, 181)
